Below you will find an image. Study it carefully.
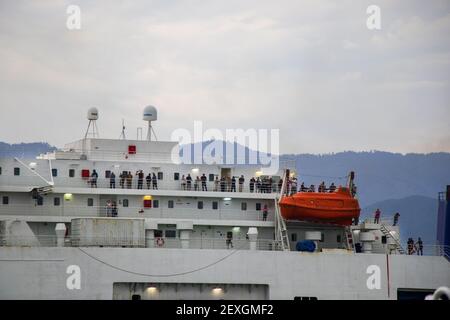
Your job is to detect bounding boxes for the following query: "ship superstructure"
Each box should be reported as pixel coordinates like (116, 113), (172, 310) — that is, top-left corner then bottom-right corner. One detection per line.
(0, 107), (448, 300)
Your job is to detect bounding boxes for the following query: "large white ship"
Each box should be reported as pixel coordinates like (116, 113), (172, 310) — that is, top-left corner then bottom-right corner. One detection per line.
(0, 107), (449, 300)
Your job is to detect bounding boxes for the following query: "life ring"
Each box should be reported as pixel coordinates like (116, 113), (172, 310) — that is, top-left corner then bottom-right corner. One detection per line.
(156, 237), (165, 247)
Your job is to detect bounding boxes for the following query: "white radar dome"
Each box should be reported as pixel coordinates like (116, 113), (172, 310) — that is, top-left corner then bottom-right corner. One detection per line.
(143, 105), (157, 121)
(87, 107), (99, 120)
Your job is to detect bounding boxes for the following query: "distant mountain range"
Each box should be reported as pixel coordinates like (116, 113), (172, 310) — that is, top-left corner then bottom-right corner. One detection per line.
(0, 142), (56, 158)
(1, 141), (448, 244)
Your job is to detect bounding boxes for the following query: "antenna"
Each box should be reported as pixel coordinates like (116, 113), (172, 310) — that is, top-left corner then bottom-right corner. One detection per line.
(142, 105), (158, 141)
(119, 119), (126, 140)
(85, 107), (99, 139)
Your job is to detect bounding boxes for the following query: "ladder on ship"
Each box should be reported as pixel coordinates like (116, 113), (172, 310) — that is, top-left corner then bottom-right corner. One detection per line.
(274, 170), (291, 251)
(380, 224), (406, 254)
(344, 226), (355, 252)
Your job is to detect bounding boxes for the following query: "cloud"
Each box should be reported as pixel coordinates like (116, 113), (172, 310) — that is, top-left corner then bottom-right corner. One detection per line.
(0, 0), (449, 154)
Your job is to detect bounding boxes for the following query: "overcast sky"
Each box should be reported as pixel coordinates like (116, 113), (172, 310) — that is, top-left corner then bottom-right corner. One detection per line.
(0, 0), (449, 154)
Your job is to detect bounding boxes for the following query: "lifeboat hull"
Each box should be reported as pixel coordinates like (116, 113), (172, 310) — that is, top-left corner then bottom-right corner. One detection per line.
(279, 188), (360, 226)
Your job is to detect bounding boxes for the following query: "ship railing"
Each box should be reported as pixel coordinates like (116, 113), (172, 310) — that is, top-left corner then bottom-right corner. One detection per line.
(361, 217), (397, 225)
(370, 241), (450, 258)
(0, 175), (287, 195)
(0, 234), (283, 251)
(0, 204), (275, 222)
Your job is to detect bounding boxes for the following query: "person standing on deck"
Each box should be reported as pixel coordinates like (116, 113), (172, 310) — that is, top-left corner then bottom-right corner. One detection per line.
(393, 212), (400, 226)
(109, 172), (116, 189)
(374, 208), (381, 224)
(146, 173), (151, 189)
(416, 237), (423, 256)
(90, 170), (98, 188)
(152, 172), (158, 190)
(238, 175), (245, 192)
(201, 173), (207, 191)
(262, 204), (268, 221)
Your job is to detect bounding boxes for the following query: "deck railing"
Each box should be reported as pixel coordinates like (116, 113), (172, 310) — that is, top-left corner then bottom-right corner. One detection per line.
(0, 175), (293, 195)
(0, 234), (283, 251)
(0, 204), (275, 222)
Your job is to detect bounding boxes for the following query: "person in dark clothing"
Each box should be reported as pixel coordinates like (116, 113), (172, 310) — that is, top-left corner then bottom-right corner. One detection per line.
(111, 201), (118, 217)
(278, 178), (283, 193)
(127, 172), (132, 189)
(146, 173), (151, 189)
(238, 175), (244, 192)
(137, 170), (144, 189)
(201, 174), (207, 191)
(90, 170), (98, 188)
(407, 238), (415, 255)
(152, 173), (158, 190)
(186, 174), (192, 190)
(309, 184), (315, 192)
(393, 212), (400, 226)
(119, 172), (125, 188)
(249, 177), (255, 193)
(231, 176), (236, 192)
(300, 182), (307, 192)
(220, 176), (225, 192)
(110, 172), (116, 188)
(329, 183), (336, 193)
(416, 237), (423, 256)
(262, 204), (268, 221)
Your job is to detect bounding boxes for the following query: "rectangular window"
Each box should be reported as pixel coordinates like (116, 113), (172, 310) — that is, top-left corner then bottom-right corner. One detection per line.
(337, 234), (342, 243)
(291, 233), (297, 242)
(123, 199), (129, 207)
(37, 196), (43, 206)
(157, 172), (163, 180)
(69, 169), (75, 178)
(197, 201), (203, 209)
(153, 200), (159, 208)
(52, 168), (58, 177)
(165, 230), (177, 238)
(87, 198), (94, 207)
(241, 202), (247, 211)
(256, 203), (261, 211)
(168, 200), (174, 209)
(105, 170), (111, 178)
(174, 173), (180, 181)
(2, 196), (9, 205)
(209, 174), (215, 182)
(212, 201), (218, 210)
(54, 197), (60, 206)
(14, 167), (20, 176)
(154, 230), (163, 238)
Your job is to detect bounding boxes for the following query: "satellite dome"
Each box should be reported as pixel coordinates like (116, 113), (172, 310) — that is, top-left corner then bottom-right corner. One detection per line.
(87, 107), (99, 120)
(143, 105), (157, 121)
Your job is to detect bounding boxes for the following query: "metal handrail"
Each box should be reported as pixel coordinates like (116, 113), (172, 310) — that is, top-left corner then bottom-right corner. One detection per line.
(0, 234), (283, 251)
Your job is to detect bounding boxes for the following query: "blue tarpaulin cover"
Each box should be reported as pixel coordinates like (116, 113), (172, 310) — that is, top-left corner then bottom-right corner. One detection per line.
(296, 240), (316, 252)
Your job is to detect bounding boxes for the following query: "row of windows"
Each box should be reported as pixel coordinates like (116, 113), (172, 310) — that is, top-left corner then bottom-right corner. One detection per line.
(1, 196), (262, 211)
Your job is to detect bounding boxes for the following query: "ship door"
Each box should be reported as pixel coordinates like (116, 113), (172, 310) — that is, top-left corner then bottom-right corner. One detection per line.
(220, 168), (231, 179)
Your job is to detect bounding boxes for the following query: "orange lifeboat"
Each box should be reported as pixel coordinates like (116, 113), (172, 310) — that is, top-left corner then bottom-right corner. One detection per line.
(279, 187), (360, 226)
